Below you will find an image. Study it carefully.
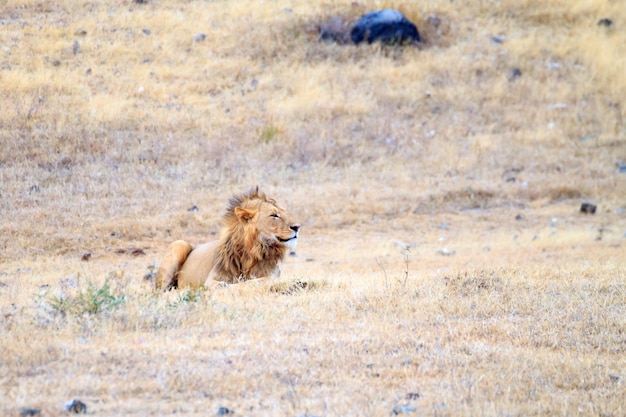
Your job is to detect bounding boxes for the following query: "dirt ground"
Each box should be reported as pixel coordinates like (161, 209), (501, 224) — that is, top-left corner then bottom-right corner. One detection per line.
(1, 0), (625, 416)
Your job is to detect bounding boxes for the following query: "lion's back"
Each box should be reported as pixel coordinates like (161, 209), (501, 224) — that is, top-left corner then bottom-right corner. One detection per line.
(177, 241), (219, 288)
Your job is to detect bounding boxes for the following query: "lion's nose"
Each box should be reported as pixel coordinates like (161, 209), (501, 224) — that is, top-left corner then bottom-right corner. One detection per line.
(290, 224), (300, 233)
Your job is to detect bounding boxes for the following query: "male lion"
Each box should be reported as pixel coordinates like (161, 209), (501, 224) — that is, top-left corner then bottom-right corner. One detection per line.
(155, 187), (300, 290)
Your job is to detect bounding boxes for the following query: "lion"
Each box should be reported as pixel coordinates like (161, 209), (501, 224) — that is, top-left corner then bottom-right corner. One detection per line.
(155, 187), (300, 290)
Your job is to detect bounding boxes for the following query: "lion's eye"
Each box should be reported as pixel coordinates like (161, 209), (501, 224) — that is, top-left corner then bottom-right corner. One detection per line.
(270, 213), (280, 219)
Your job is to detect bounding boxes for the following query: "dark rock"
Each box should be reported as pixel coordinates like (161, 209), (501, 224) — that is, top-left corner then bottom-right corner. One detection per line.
(617, 164), (626, 174)
(188, 205), (199, 212)
(351, 9), (420, 45)
(508, 67), (522, 81)
(405, 392), (422, 400)
(597, 18), (613, 27)
(515, 214), (524, 221)
(65, 398), (87, 414)
(81, 252), (92, 261)
(20, 409), (41, 417)
(217, 406), (234, 415)
(580, 203), (597, 214)
(142, 28), (151, 35)
(319, 16), (351, 44)
(193, 33), (207, 42)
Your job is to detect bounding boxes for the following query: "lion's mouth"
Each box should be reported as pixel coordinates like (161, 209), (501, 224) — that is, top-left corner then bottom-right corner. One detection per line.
(276, 235), (297, 243)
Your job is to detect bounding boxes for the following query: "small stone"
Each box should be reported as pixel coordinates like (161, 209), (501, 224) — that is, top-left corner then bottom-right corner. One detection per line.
(392, 405), (417, 414)
(597, 18), (613, 27)
(188, 205), (199, 212)
(81, 252), (92, 261)
(509, 68), (522, 81)
(72, 40), (80, 54)
(217, 406), (234, 415)
(65, 399), (87, 414)
(142, 28), (151, 35)
(616, 164), (626, 174)
(131, 248), (146, 256)
(437, 248), (456, 256)
(52, 60), (61, 67)
(515, 214), (524, 221)
(319, 16), (350, 44)
(193, 33), (206, 42)
(20, 409), (41, 417)
(580, 203), (597, 214)
(74, 28), (87, 36)
(405, 392), (422, 400)
(491, 34), (506, 43)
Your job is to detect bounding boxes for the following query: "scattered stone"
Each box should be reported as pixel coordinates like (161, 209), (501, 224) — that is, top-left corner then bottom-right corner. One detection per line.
(427, 15), (441, 28)
(217, 406), (234, 415)
(319, 16), (351, 44)
(193, 33), (207, 42)
(20, 409), (41, 417)
(392, 404), (417, 414)
(580, 203), (597, 214)
(52, 60), (61, 67)
(597, 18), (613, 27)
(405, 392), (422, 400)
(188, 205), (199, 212)
(64, 398), (87, 414)
(74, 28), (87, 36)
(491, 34), (506, 44)
(131, 248), (146, 256)
(437, 248), (456, 256)
(134, 0), (148, 4)
(72, 40), (80, 55)
(142, 28), (151, 35)
(81, 252), (92, 261)
(609, 374), (620, 382)
(86, 68), (92, 75)
(508, 67), (522, 81)
(515, 214), (524, 221)
(616, 164), (626, 174)
(351, 9), (420, 45)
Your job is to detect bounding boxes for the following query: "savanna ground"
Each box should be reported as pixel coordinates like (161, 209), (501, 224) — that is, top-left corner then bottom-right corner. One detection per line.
(1, 0), (626, 415)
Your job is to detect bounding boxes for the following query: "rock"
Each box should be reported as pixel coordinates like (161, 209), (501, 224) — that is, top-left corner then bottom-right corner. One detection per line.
(193, 33), (207, 42)
(65, 398), (87, 414)
(319, 16), (351, 44)
(392, 404), (417, 414)
(217, 406), (234, 415)
(72, 41), (80, 55)
(437, 248), (456, 256)
(580, 203), (597, 214)
(597, 18), (613, 27)
(81, 252), (92, 261)
(351, 9), (420, 45)
(508, 68), (522, 81)
(20, 409), (41, 417)
(617, 163), (626, 174)
(188, 205), (199, 212)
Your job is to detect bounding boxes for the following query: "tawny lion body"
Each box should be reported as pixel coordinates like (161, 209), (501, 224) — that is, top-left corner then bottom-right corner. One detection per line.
(155, 188), (300, 290)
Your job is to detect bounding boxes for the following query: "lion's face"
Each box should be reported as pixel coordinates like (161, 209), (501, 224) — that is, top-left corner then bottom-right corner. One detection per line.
(234, 194), (300, 251)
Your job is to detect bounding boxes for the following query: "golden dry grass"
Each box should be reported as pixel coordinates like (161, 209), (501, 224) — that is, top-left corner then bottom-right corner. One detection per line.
(1, 0), (625, 415)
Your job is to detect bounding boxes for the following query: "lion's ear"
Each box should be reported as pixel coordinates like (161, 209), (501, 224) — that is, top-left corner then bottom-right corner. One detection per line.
(235, 207), (257, 222)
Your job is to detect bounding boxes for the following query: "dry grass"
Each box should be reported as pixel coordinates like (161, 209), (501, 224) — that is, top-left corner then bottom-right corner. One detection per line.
(1, 0), (625, 415)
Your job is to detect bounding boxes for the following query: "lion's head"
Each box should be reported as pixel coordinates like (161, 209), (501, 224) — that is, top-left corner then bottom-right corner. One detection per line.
(215, 187), (300, 281)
